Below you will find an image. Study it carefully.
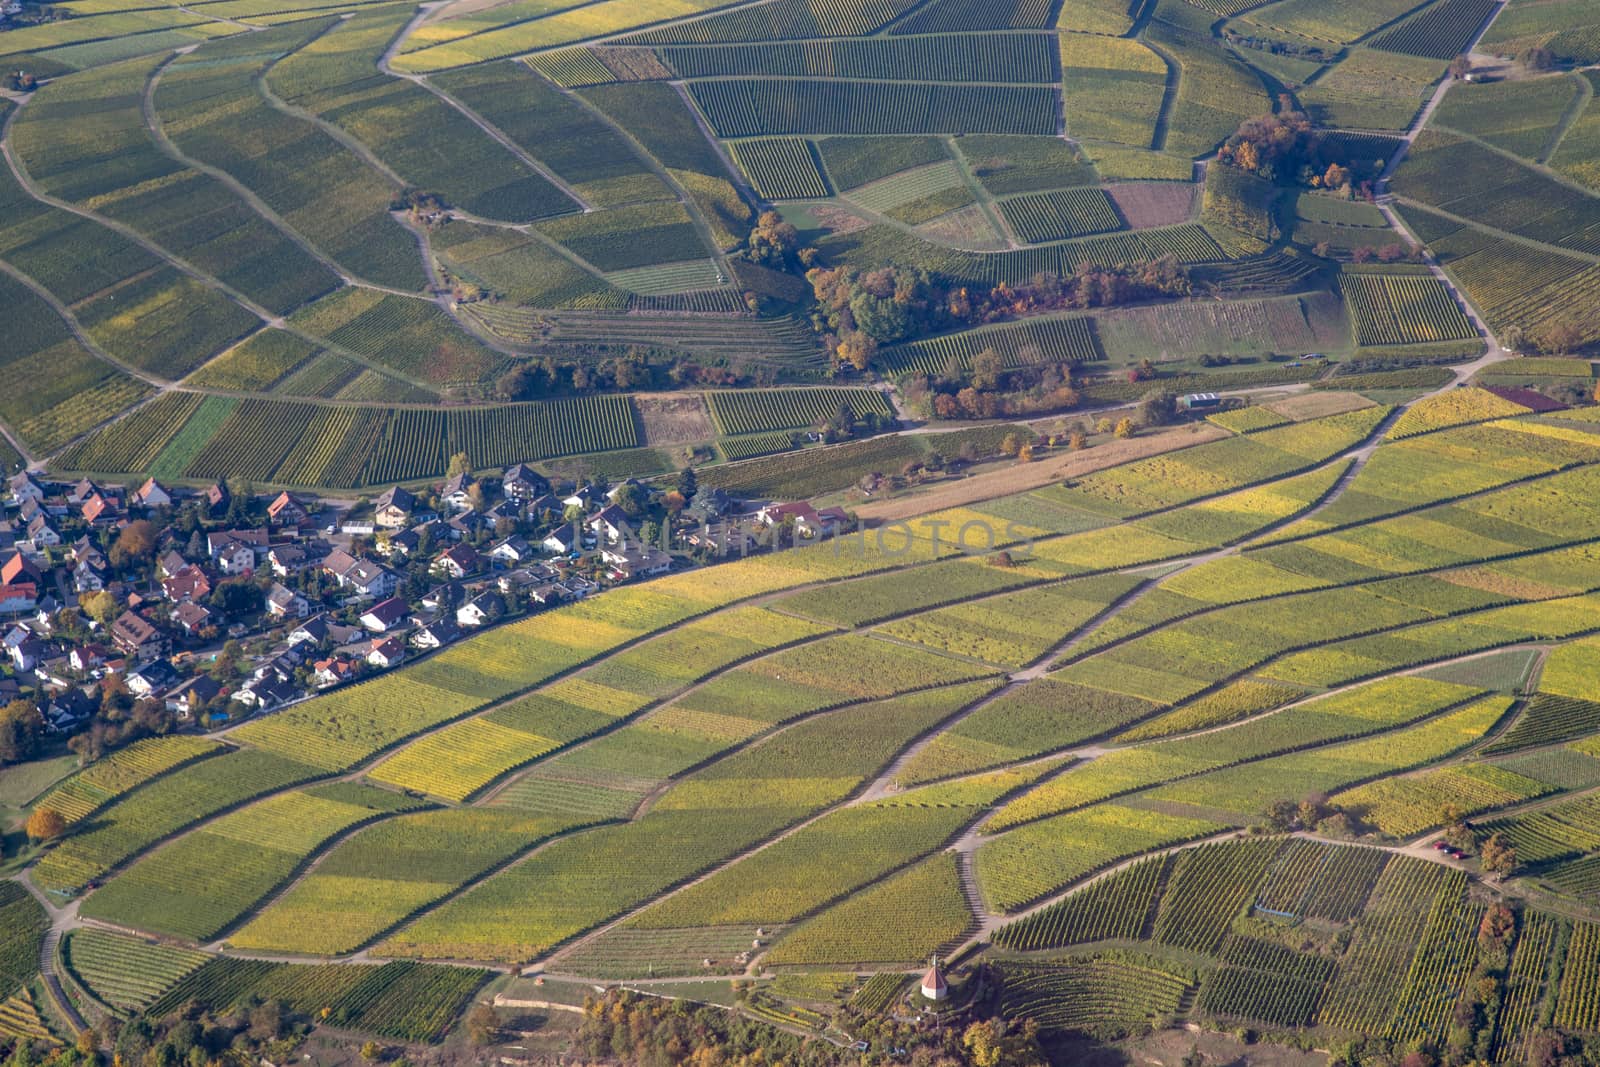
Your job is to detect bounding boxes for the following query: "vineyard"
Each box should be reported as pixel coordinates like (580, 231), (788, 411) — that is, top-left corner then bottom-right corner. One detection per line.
(731, 139), (831, 200)
(1341, 273), (1478, 348)
(706, 387), (894, 435)
(16, 0), (1600, 1052)
(878, 316), (1102, 375)
(999, 187), (1124, 244)
(63, 395), (644, 487)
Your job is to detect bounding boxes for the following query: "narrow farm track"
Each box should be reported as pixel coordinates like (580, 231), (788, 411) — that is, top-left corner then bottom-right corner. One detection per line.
(141, 56), (418, 299)
(0, 255), (169, 391)
(0, 96), (279, 326)
(143, 55), (430, 299)
(405, 74), (595, 213)
(1373, 0), (1512, 359)
(1538, 71), (1592, 164)
(533, 76), (735, 280)
(8, 877), (85, 1034)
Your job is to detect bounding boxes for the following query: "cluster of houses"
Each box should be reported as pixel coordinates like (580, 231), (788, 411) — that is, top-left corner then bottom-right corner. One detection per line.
(1, 464), (858, 738)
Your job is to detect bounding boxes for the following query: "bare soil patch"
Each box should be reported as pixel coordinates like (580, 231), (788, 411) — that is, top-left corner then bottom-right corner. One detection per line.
(1107, 181), (1200, 229)
(1265, 391), (1376, 420)
(916, 204), (1007, 249)
(854, 424), (1229, 522)
(809, 205), (873, 236)
(637, 393), (715, 446)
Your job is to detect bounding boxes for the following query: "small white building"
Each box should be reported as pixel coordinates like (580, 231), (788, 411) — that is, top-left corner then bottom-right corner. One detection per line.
(921, 961), (947, 1002)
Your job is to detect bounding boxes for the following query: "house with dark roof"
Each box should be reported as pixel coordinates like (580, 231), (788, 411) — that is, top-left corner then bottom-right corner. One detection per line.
(411, 617), (459, 650)
(456, 591), (502, 628)
(266, 583), (310, 619)
(501, 464), (550, 501)
(26, 514), (60, 548)
(360, 596), (409, 633)
(268, 541), (326, 576)
(207, 529), (268, 575)
(167, 675), (221, 719)
(432, 542), (482, 580)
(602, 544), (672, 582)
(172, 601), (215, 638)
(440, 472), (476, 512)
(586, 505), (632, 545)
(367, 636), (407, 669)
(374, 485), (418, 530)
(111, 610), (168, 660)
(126, 658), (179, 697)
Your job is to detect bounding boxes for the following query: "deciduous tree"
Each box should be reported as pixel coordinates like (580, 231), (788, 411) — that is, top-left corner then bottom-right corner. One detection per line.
(26, 807), (65, 842)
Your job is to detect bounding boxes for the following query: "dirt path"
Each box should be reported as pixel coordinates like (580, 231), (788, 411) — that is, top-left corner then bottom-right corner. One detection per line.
(9, 876), (85, 1033)
(855, 423), (1231, 523)
(143, 55), (427, 299)
(401, 73), (595, 214)
(1, 96), (277, 325)
(1374, 0), (1513, 362)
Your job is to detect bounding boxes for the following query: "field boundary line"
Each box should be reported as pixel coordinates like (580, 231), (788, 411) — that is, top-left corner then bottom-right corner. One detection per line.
(1, 94), (283, 325)
(1539, 70), (1592, 164)
(144, 53), (430, 299)
(403, 73), (595, 213)
(214, 817), (613, 963)
(540, 685), (1031, 977)
(1422, 123), (1600, 209)
(1145, 37), (1180, 153)
(972, 687), (1499, 840)
(944, 137), (1020, 249)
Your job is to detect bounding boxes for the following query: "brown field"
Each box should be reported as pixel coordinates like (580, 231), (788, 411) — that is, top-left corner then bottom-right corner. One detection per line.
(637, 393), (715, 445)
(1108, 181), (1200, 229)
(1264, 390), (1376, 420)
(916, 204), (1007, 249)
(854, 423), (1230, 522)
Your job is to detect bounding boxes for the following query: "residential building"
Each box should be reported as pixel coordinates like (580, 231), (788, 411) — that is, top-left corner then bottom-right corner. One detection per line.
(501, 464), (550, 501)
(313, 656), (358, 688)
(167, 675), (221, 719)
(26, 514), (60, 548)
(126, 658), (178, 697)
(586, 505), (631, 545)
(172, 601), (215, 638)
(266, 583), (310, 619)
(267, 491), (309, 526)
(440, 472), (476, 512)
(366, 636), (406, 669)
(162, 565), (212, 604)
(488, 535), (533, 564)
(360, 596), (409, 633)
(411, 617), (459, 650)
(131, 478), (172, 510)
(602, 545), (672, 582)
(373, 486), (417, 529)
(433, 542), (481, 580)
(8, 472), (46, 505)
(111, 610), (168, 660)
(456, 592), (502, 628)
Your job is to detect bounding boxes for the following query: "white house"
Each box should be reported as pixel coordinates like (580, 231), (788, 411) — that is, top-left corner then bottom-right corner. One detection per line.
(367, 636), (406, 669)
(541, 525), (580, 555)
(266, 583), (310, 619)
(360, 596), (409, 633)
(131, 478), (173, 510)
(456, 592), (501, 628)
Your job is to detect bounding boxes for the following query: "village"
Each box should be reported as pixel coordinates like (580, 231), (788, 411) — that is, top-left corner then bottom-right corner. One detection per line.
(0, 464), (855, 757)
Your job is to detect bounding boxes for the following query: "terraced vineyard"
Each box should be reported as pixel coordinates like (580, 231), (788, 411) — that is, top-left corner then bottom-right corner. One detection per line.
(15, 0), (1600, 1055)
